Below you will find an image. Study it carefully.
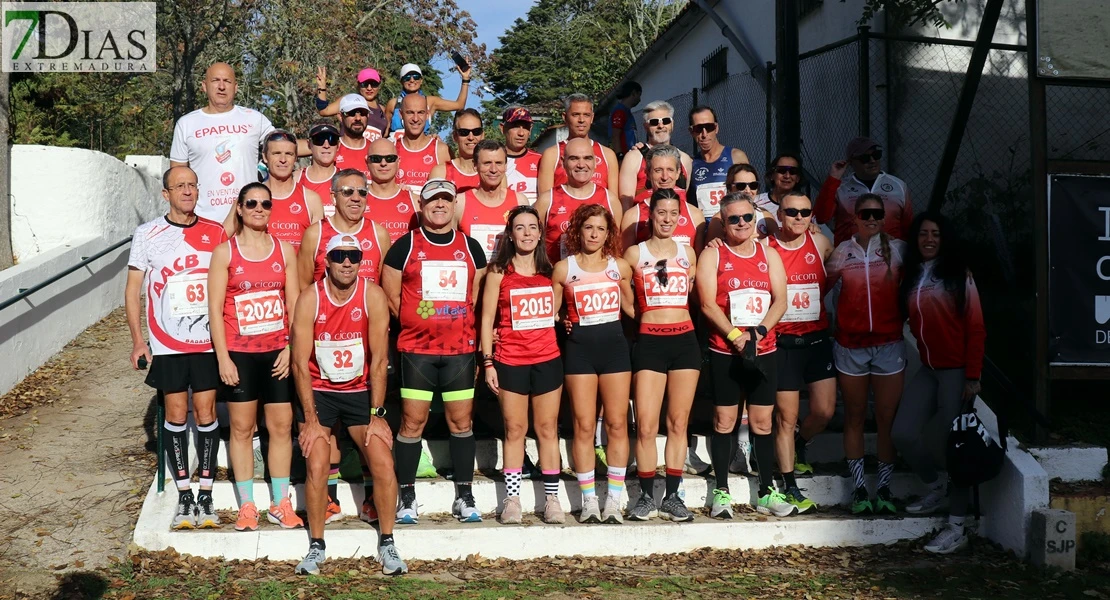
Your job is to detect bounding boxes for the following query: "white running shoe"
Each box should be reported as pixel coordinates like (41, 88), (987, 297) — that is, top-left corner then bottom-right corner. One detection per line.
(602, 495), (624, 524)
(579, 495), (601, 523)
(685, 448), (712, 475)
(906, 485), (948, 515)
(924, 524), (968, 554)
(729, 442), (754, 475)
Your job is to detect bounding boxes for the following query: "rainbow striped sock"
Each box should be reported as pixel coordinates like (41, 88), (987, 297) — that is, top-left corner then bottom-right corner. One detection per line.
(607, 466), (626, 502)
(576, 470), (596, 497)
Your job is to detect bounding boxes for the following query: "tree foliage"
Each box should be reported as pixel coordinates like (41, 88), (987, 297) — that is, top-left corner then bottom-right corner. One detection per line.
(860, 0), (958, 30)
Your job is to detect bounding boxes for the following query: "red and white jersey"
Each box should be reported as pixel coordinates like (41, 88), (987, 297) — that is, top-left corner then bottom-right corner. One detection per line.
(709, 243), (777, 356)
(169, 106), (275, 222)
(362, 124), (385, 143)
(445, 160), (480, 196)
(815, 172), (913, 245)
(459, 189), (522, 260)
(634, 154), (689, 200)
(222, 236), (288, 353)
(768, 232), (828, 336)
(365, 187), (418, 243)
(631, 240), (692, 316)
(268, 181), (312, 250)
(564, 255), (622, 326)
(552, 139), (611, 191)
(310, 217), (385, 284)
(298, 167), (336, 218)
(753, 192), (781, 237)
(908, 261), (986, 379)
(494, 265), (559, 366)
(128, 216), (228, 355)
(826, 235), (907, 348)
(396, 228), (480, 355)
(543, 184), (613, 264)
(396, 136), (442, 193)
(333, 139), (369, 174)
(507, 149), (541, 204)
(308, 278), (370, 393)
(632, 190), (696, 248)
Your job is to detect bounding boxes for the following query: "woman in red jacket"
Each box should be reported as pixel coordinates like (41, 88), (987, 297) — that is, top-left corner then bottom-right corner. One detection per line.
(893, 212), (985, 554)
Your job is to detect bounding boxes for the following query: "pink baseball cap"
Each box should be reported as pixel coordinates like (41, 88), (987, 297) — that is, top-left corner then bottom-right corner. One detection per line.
(357, 68), (381, 83)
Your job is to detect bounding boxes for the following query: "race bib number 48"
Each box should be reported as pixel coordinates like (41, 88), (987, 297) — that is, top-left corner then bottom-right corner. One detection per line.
(509, 286), (555, 330)
(573, 282), (621, 326)
(728, 289), (770, 327)
(315, 338), (365, 383)
(166, 273), (208, 318)
(696, 182), (726, 218)
(781, 283), (820, 323)
(420, 260), (468, 302)
(234, 290), (285, 335)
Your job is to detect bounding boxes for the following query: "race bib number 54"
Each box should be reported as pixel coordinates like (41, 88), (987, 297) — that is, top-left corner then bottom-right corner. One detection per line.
(420, 260), (468, 302)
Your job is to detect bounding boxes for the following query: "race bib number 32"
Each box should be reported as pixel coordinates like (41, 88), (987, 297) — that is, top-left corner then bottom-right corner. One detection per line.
(573, 282), (621, 326)
(728, 288), (770, 327)
(420, 260), (468, 302)
(509, 287), (555, 330)
(315, 338), (365, 383)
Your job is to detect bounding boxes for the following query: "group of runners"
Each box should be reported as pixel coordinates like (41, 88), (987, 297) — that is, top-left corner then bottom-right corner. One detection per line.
(126, 61), (987, 576)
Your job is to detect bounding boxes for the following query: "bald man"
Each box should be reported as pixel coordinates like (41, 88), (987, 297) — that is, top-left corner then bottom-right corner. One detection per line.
(170, 62), (276, 222)
(394, 93), (450, 193)
(535, 137), (622, 264)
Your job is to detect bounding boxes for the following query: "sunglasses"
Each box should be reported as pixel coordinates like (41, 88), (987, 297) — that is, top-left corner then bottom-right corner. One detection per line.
(358, 79), (381, 89)
(327, 249), (363, 264)
(647, 117), (673, 127)
(726, 213), (755, 225)
(343, 109), (370, 118)
(456, 127), (484, 137)
(368, 154), (399, 164)
(243, 199), (272, 210)
(783, 207), (812, 218)
(337, 186), (369, 197)
(265, 131), (297, 144)
(654, 259), (669, 287)
(853, 149), (883, 163)
(857, 208), (885, 221)
(401, 73), (422, 83)
(690, 123), (717, 135)
(774, 166), (800, 176)
(730, 181), (760, 192)
(310, 132), (339, 146)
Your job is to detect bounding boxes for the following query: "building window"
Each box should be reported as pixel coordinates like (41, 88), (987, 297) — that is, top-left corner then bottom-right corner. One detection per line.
(702, 45), (727, 91)
(798, 0), (822, 19)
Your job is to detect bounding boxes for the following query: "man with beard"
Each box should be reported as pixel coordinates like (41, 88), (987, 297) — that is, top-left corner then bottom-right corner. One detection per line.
(617, 100), (693, 210)
(333, 95), (373, 174)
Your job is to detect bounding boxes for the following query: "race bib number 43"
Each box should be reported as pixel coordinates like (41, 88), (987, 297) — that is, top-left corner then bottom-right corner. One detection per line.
(781, 283), (820, 323)
(420, 260), (468, 302)
(728, 289), (770, 327)
(573, 282), (621, 326)
(315, 338), (365, 383)
(509, 287), (555, 330)
(234, 290), (285, 335)
(696, 183), (726, 218)
(165, 273), (208, 318)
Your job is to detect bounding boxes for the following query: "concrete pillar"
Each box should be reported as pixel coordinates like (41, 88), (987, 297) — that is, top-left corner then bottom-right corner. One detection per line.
(1030, 509), (1076, 570)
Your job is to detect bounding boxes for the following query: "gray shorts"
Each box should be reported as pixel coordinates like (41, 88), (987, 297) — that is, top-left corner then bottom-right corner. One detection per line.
(832, 341), (906, 376)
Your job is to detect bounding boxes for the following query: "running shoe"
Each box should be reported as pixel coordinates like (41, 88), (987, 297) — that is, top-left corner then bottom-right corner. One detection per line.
(234, 501), (259, 531)
(793, 439), (813, 475)
(627, 492), (657, 521)
(755, 487), (798, 517)
(594, 446), (608, 469)
(522, 455), (541, 480)
(730, 442), (755, 475)
(268, 497), (304, 529)
(295, 543), (325, 575)
(325, 500), (344, 524)
(685, 448), (712, 476)
(874, 486), (897, 514)
(906, 486), (947, 515)
(360, 497), (379, 524)
(659, 493), (695, 522)
(396, 486), (418, 524)
(851, 486), (873, 515)
(415, 450), (437, 478)
(543, 494), (566, 524)
(452, 493), (482, 523)
(579, 495), (602, 523)
(924, 524), (969, 554)
(171, 493), (197, 530)
(710, 488), (733, 519)
(378, 543), (408, 576)
(602, 495), (623, 524)
(500, 496), (522, 524)
(196, 494), (220, 528)
(784, 486), (817, 514)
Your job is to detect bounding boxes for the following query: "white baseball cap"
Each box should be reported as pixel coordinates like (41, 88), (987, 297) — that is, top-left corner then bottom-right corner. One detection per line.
(400, 63), (422, 77)
(339, 93), (369, 114)
(420, 178), (456, 201)
(325, 234), (360, 254)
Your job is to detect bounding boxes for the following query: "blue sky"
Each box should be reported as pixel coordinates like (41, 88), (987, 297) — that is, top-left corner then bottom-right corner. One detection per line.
(431, 0), (537, 110)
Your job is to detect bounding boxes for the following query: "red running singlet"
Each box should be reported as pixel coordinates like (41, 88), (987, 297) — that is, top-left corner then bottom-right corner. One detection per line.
(365, 187), (418, 243)
(395, 137), (441, 191)
(310, 217), (385, 284)
(709, 243), (777, 356)
(333, 139), (369, 174)
(563, 255), (622, 326)
(543, 184), (612, 265)
(630, 240), (692, 318)
(494, 265), (560, 366)
(445, 160), (481, 196)
(552, 139), (610, 190)
(459, 189), (522, 260)
(767, 232), (828, 336)
(298, 167), (336, 218)
(396, 228), (479, 355)
(223, 236), (289, 353)
(268, 181), (312, 250)
(309, 277), (370, 393)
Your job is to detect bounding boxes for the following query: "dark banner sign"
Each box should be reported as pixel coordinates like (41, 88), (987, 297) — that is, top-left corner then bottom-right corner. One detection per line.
(1048, 175), (1110, 365)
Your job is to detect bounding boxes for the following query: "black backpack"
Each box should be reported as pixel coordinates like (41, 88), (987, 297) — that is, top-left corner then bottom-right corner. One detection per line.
(946, 405), (1006, 487)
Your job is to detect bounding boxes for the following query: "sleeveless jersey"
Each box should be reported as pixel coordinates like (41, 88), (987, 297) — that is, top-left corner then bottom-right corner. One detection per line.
(127, 216), (228, 355)
(826, 235), (906, 348)
(631, 240), (692, 316)
(311, 217), (385, 284)
(395, 136), (441, 192)
(494, 265), (560, 366)
(544, 184), (612, 264)
(767, 232), (828, 336)
(267, 180), (312, 250)
(634, 151), (689, 199)
(552, 139), (611, 191)
(396, 228), (479, 355)
(460, 189), (521, 260)
(223, 236), (289, 353)
(365, 187), (418, 243)
(309, 278), (370, 392)
(690, 146), (735, 219)
(564, 255), (622, 326)
(753, 192), (781, 236)
(709, 243), (777, 356)
(507, 149), (541, 204)
(333, 139), (369, 174)
(632, 189), (696, 247)
(299, 167), (336, 218)
(445, 160), (480, 196)
(361, 105), (388, 143)
(389, 91), (432, 134)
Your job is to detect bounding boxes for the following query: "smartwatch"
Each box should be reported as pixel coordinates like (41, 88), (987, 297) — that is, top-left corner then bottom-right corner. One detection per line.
(754, 325), (768, 338)
(371, 406), (387, 418)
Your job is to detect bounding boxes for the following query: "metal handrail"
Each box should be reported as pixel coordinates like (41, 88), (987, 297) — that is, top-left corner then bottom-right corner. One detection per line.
(0, 237), (132, 312)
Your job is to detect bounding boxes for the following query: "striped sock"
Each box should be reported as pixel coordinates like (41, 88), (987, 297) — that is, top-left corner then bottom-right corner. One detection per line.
(504, 468), (523, 498)
(665, 468), (683, 497)
(576, 470), (596, 497)
(877, 461), (895, 490)
(607, 466), (626, 502)
(236, 480), (253, 505)
(848, 458), (866, 490)
(270, 477), (290, 504)
(328, 465), (340, 504)
(542, 470), (560, 496)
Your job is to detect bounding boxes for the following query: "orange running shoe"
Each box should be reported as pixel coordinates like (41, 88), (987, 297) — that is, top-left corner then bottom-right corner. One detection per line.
(325, 500), (344, 524)
(267, 497), (305, 529)
(235, 501), (259, 531)
(361, 497), (379, 524)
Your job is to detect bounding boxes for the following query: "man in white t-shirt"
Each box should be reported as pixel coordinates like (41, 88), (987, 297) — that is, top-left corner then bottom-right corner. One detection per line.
(170, 62), (275, 222)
